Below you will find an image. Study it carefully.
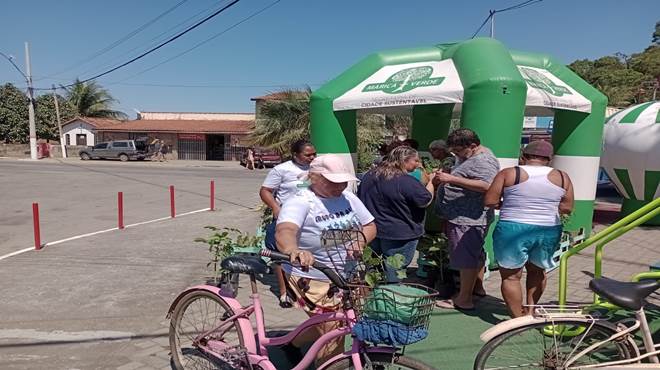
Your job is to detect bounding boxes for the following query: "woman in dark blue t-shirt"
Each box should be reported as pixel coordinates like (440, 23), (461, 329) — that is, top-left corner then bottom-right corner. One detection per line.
(358, 146), (436, 282)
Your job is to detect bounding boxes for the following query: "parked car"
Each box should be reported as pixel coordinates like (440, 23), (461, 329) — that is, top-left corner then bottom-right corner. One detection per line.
(79, 140), (148, 162)
(240, 148), (282, 168)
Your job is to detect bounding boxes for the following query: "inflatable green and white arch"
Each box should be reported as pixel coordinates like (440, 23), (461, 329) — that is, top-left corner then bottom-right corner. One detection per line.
(310, 38), (607, 235)
(601, 101), (660, 225)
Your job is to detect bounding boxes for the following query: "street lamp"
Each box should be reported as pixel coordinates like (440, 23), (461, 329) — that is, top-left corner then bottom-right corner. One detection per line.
(1, 44), (38, 160)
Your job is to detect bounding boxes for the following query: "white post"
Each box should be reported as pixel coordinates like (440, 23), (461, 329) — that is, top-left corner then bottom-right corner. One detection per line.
(25, 42), (37, 160)
(52, 86), (67, 158)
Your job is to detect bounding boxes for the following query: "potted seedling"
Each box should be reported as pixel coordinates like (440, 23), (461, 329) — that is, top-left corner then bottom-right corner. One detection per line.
(195, 226), (264, 296)
(417, 233), (454, 298)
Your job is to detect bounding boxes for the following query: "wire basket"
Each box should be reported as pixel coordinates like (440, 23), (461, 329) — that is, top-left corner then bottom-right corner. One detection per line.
(349, 283), (438, 346)
(319, 228), (438, 345)
(319, 228), (369, 283)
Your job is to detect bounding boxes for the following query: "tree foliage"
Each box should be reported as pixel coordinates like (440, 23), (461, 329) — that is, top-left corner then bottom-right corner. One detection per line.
(250, 88), (388, 170)
(356, 113), (387, 172)
(0, 83), (29, 143)
(1, 80), (125, 143)
(35, 93), (77, 140)
(569, 22), (660, 106)
(64, 79), (127, 119)
(249, 88), (311, 156)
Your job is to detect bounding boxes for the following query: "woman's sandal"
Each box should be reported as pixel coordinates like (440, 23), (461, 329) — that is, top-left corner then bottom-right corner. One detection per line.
(435, 299), (475, 311)
(279, 294), (293, 308)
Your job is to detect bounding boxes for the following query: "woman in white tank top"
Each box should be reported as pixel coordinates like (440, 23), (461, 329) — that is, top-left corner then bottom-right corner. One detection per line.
(484, 141), (574, 318)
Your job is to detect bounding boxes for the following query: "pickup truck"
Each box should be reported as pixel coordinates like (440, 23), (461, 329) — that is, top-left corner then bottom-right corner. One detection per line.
(79, 140), (148, 162)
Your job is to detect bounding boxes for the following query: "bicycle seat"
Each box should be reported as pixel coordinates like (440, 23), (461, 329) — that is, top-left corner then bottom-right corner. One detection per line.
(221, 255), (268, 275)
(589, 277), (660, 310)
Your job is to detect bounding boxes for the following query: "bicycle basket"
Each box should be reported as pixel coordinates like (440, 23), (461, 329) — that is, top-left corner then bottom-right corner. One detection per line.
(350, 283), (438, 346)
(319, 228), (368, 283)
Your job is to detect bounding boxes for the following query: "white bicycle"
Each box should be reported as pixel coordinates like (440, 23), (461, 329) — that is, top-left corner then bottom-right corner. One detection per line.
(474, 277), (659, 369)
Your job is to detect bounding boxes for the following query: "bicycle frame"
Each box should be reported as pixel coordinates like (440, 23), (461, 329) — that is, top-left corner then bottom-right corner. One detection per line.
(168, 282), (397, 370)
(478, 306), (659, 369)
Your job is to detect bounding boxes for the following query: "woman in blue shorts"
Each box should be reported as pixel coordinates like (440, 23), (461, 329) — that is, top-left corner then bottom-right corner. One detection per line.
(484, 140), (574, 317)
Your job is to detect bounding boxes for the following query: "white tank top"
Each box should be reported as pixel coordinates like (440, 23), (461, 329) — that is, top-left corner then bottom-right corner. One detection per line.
(499, 165), (566, 226)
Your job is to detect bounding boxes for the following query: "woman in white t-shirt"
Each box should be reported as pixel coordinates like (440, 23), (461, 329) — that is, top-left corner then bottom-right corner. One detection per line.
(260, 139), (317, 307)
(276, 154), (376, 366)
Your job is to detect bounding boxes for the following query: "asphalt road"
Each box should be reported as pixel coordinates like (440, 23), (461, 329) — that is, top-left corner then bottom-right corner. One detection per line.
(0, 158), (286, 369)
(0, 158), (267, 257)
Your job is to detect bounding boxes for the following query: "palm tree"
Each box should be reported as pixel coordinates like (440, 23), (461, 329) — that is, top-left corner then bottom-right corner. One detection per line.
(250, 88), (311, 155)
(250, 87), (388, 169)
(64, 79), (127, 119)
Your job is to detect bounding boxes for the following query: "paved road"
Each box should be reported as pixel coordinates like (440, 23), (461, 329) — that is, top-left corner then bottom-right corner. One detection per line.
(0, 158), (267, 257)
(0, 158), (307, 369)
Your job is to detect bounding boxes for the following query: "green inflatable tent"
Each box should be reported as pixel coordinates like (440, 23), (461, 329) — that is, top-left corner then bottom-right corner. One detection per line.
(310, 37), (607, 265)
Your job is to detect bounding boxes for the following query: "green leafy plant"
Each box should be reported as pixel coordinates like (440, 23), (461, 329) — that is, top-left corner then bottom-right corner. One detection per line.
(194, 226), (263, 281)
(416, 233), (450, 283)
(360, 246), (407, 287)
(421, 155), (454, 173)
(257, 204), (273, 228)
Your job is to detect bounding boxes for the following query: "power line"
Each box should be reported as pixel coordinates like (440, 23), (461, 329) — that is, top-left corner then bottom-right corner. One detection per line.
(471, 0), (543, 39)
(111, 81), (321, 88)
(69, 0), (231, 82)
(471, 12), (494, 39)
(37, 0), (190, 80)
(110, 0), (282, 85)
(34, 0), (242, 91)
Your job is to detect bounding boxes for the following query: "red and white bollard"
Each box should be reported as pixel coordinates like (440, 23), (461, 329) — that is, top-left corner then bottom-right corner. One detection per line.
(210, 180), (215, 211)
(32, 203), (41, 250)
(170, 185), (175, 218)
(118, 192), (124, 229)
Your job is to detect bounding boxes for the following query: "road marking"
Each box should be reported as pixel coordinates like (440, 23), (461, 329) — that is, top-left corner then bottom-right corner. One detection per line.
(0, 247), (34, 261)
(0, 208), (211, 262)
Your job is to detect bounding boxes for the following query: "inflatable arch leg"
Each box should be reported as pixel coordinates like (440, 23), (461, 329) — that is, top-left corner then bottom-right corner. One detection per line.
(552, 109), (604, 234)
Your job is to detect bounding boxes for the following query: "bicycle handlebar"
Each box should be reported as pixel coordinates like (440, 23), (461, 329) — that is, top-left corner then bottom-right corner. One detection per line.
(261, 250), (348, 289)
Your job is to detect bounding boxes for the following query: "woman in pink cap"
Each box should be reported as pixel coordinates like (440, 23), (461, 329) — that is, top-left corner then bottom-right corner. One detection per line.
(274, 154), (376, 366)
(485, 140), (574, 318)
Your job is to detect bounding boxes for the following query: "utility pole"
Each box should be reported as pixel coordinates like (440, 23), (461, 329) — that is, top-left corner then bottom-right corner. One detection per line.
(25, 42), (37, 160)
(490, 10), (495, 38)
(52, 85), (66, 158)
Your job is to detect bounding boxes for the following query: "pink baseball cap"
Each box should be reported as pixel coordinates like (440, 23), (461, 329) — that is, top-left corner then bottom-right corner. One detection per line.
(308, 154), (358, 183)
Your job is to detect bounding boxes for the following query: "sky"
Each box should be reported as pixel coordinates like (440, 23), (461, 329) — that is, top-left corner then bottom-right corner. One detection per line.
(1, 0), (658, 117)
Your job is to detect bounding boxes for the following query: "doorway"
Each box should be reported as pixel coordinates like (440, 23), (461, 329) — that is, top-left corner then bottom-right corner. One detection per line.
(76, 134), (87, 145)
(206, 134), (225, 160)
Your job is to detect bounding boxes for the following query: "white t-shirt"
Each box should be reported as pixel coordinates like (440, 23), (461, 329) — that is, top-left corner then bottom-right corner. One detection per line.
(262, 160), (309, 205)
(277, 189), (375, 280)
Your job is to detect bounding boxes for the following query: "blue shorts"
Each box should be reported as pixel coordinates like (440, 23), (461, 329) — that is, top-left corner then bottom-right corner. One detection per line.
(493, 220), (562, 270)
(264, 219), (278, 251)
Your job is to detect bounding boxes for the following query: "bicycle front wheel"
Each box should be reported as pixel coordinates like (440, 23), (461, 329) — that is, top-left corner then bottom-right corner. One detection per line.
(169, 290), (246, 370)
(474, 320), (635, 369)
(325, 352), (435, 370)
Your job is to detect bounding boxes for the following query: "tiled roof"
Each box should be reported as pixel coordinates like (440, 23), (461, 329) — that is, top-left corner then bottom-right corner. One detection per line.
(62, 116), (124, 128)
(95, 119), (253, 134)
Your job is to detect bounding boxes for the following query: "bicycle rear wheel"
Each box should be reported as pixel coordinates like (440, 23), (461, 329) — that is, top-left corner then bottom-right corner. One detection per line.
(474, 320), (635, 369)
(325, 352), (435, 370)
(169, 290), (246, 370)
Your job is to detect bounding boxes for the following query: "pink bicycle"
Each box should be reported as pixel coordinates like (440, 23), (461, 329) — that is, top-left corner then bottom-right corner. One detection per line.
(167, 229), (438, 369)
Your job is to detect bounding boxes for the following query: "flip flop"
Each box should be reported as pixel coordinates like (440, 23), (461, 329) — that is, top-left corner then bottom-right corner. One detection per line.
(435, 299), (475, 311)
(473, 291), (487, 298)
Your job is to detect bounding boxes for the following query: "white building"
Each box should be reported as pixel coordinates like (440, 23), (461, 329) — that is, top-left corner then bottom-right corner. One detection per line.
(61, 117), (123, 146)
